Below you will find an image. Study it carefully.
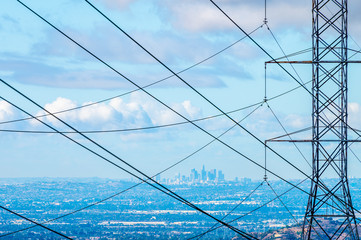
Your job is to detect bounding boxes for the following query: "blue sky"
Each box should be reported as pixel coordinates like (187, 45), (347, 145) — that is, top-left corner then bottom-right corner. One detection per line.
(1, 0), (361, 181)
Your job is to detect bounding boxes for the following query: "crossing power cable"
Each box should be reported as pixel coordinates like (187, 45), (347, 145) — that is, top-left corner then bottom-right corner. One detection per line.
(209, 0), (361, 218)
(265, 22), (361, 161)
(188, 178), (309, 239)
(0, 205), (72, 239)
(0, 99), (264, 238)
(9, 1), (326, 236)
(262, 37), (311, 169)
(17, 1), (360, 225)
(210, 0), (361, 153)
(1, 97), (349, 238)
(0, 85), (257, 240)
(83, 0), (317, 188)
(0, 79), (312, 134)
(16, 0), (311, 195)
(196, 181), (265, 240)
(16, 0), (352, 217)
(18, 0), (361, 227)
(266, 103), (311, 168)
(0, 24), (264, 126)
(0, 101), (263, 134)
(0, 97), (256, 239)
(6, 0), (360, 236)
(265, 23), (305, 85)
(265, 180), (299, 225)
(86, 1), (359, 216)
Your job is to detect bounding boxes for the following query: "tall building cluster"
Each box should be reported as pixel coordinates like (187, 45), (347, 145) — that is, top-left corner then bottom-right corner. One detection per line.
(157, 165), (226, 185)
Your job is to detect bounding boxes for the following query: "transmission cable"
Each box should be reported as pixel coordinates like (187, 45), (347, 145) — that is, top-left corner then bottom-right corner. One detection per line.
(16, 0), (312, 198)
(0, 101), (261, 134)
(18, 0), (359, 219)
(0, 99), (264, 238)
(196, 181), (265, 240)
(0, 24), (264, 126)
(266, 103), (311, 168)
(0, 79), (313, 134)
(265, 23), (305, 85)
(189, 177), (308, 239)
(0, 205), (72, 239)
(17, 1), (360, 222)
(0, 83), (257, 240)
(95, 0), (359, 216)
(83, 0), (318, 190)
(11, 1), (318, 235)
(209, 0), (361, 217)
(6, 1), (360, 236)
(2, 87), (348, 239)
(16, 0), (353, 216)
(265, 180), (299, 225)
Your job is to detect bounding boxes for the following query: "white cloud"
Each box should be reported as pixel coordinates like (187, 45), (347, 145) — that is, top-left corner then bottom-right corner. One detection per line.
(284, 114), (308, 129)
(348, 102), (361, 128)
(109, 97), (143, 119)
(181, 100), (200, 119)
(30, 94), (201, 130)
(163, 0), (310, 33)
(78, 102), (113, 124)
(128, 92), (201, 125)
(0, 100), (14, 121)
(33, 97), (78, 126)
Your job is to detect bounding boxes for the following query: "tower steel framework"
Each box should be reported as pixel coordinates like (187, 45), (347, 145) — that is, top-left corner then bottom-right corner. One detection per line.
(302, 0), (359, 239)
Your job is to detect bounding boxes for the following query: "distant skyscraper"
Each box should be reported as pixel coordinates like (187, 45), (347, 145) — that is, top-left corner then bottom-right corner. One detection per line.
(218, 170), (224, 182)
(190, 168), (199, 182)
(208, 169), (216, 181)
(201, 165), (207, 182)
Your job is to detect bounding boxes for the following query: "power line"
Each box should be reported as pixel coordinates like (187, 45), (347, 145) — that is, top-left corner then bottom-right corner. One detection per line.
(5, 0), (360, 236)
(11, 1), (326, 236)
(16, 0), (353, 217)
(83, 0), (317, 192)
(0, 90), (255, 239)
(6, 3), (358, 238)
(0, 205), (72, 239)
(0, 24), (264, 126)
(0, 79), (313, 134)
(196, 181), (265, 240)
(15, 0), (307, 197)
(18, 0), (361, 227)
(265, 180), (299, 225)
(189, 178), (309, 239)
(210, 0), (361, 152)
(208, 0), (312, 96)
(86, 1), (361, 217)
(0, 101), (262, 134)
(0, 100), (264, 238)
(266, 103), (311, 168)
(209, 0), (361, 219)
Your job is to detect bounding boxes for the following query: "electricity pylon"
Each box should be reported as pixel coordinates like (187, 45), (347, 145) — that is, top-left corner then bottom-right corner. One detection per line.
(302, 0), (359, 239)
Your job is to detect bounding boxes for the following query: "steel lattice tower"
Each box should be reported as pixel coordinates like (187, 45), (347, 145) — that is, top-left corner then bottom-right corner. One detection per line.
(302, 0), (359, 239)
